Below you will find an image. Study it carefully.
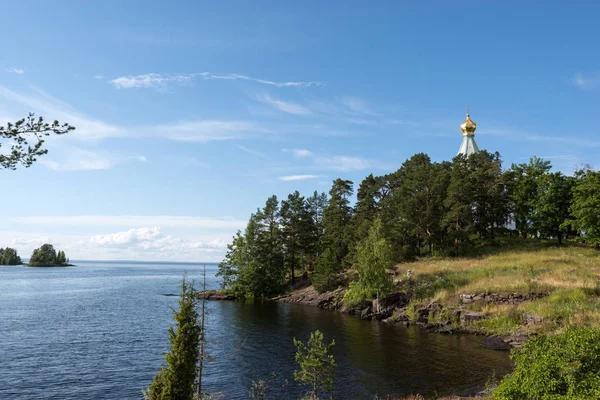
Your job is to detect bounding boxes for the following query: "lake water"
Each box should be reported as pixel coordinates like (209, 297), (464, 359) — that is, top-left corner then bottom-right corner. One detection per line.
(0, 261), (513, 399)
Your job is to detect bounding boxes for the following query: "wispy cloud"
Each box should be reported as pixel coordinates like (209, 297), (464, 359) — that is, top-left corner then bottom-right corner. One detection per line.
(39, 146), (117, 171)
(110, 73), (193, 89)
(314, 155), (374, 172)
(282, 148), (312, 157)
(256, 94), (312, 115)
(237, 144), (269, 159)
(278, 174), (319, 181)
(10, 215), (246, 230)
(0, 85), (124, 141)
(154, 120), (263, 142)
(107, 72), (322, 90)
(341, 97), (380, 116)
(93, 75), (105, 80)
(282, 147), (384, 172)
(483, 128), (600, 148)
(573, 73), (600, 89)
(7, 67), (24, 74)
(198, 72), (322, 88)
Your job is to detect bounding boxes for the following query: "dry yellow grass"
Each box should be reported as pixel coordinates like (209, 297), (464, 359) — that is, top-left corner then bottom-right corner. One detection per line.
(393, 239), (600, 335)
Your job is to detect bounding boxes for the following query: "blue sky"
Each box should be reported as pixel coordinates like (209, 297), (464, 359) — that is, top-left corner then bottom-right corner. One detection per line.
(1, 1), (599, 261)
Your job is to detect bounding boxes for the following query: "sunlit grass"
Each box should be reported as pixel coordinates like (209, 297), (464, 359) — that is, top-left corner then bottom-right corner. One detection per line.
(394, 239), (600, 335)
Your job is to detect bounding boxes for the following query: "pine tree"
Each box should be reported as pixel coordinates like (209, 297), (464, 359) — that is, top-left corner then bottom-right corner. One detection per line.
(322, 179), (353, 266)
(145, 274), (201, 400)
(293, 330), (336, 400)
(280, 191), (316, 283)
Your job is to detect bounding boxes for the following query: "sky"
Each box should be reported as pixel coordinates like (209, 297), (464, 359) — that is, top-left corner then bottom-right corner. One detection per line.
(1, 1), (599, 262)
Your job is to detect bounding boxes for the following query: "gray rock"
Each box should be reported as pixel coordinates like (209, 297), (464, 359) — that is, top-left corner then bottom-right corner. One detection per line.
(460, 310), (484, 323)
(522, 312), (544, 325)
(360, 306), (372, 319)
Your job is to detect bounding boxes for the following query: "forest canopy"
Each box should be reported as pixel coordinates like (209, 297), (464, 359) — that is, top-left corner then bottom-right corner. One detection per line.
(217, 151), (599, 299)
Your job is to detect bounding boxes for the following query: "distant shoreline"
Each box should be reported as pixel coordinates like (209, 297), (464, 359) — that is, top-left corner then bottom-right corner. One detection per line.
(23, 263), (75, 268)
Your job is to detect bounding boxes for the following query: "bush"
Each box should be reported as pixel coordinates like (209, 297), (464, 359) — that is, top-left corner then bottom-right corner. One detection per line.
(494, 327), (600, 399)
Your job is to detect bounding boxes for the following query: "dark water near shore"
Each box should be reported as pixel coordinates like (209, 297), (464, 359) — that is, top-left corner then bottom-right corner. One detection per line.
(0, 261), (513, 399)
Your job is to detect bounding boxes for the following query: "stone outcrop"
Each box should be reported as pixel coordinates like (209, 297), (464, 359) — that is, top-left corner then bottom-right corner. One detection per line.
(460, 292), (548, 305)
(272, 286), (346, 310)
(196, 291), (237, 300)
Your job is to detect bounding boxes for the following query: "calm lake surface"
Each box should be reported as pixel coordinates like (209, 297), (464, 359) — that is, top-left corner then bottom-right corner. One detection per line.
(0, 261), (513, 399)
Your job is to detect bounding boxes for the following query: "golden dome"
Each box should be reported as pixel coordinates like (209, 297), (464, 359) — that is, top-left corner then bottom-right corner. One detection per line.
(460, 113), (477, 136)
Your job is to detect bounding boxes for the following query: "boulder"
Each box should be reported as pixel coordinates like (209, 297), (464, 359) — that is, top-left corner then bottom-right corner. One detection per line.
(522, 311), (544, 326)
(459, 310), (484, 324)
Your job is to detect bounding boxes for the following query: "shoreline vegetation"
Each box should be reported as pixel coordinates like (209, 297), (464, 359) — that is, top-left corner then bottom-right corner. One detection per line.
(208, 151), (600, 399)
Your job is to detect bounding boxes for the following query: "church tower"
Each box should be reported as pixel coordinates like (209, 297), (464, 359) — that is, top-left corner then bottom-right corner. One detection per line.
(457, 110), (479, 156)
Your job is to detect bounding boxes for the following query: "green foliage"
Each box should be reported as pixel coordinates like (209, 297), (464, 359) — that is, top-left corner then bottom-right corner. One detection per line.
(567, 170), (600, 246)
(322, 178), (354, 266)
(0, 247), (22, 265)
(509, 157), (553, 237)
(444, 151), (510, 243)
(344, 218), (393, 306)
(280, 190), (317, 281)
(535, 172), (574, 244)
(145, 274), (201, 400)
(312, 247), (342, 293)
(217, 196), (286, 298)
(0, 113), (74, 170)
(28, 244), (69, 266)
(494, 328), (600, 399)
(293, 330), (336, 399)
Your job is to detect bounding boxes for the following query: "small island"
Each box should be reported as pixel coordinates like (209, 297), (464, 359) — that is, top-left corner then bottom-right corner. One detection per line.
(25, 244), (73, 267)
(0, 247), (23, 265)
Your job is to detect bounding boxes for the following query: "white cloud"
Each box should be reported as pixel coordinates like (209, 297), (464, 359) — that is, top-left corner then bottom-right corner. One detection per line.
(7, 68), (24, 74)
(39, 146), (116, 171)
(237, 144), (269, 159)
(154, 120), (262, 142)
(136, 155), (148, 162)
(108, 72), (322, 90)
(282, 148), (312, 157)
(573, 73), (600, 89)
(90, 226), (161, 245)
(278, 174), (319, 181)
(256, 94), (312, 115)
(1, 229), (231, 262)
(314, 155), (373, 172)
(110, 73), (193, 89)
(93, 75), (104, 80)
(483, 128), (600, 148)
(198, 72), (322, 88)
(341, 97), (380, 116)
(0, 85), (124, 141)
(10, 215), (247, 230)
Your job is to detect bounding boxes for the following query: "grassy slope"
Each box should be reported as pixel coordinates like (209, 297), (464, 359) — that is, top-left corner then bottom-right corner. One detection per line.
(391, 239), (600, 336)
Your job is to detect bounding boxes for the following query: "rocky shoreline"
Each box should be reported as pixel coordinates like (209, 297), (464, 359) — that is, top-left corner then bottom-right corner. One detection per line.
(271, 284), (546, 350)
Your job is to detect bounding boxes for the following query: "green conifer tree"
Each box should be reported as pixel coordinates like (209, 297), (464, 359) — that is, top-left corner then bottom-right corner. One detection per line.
(145, 274), (201, 400)
(293, 330), (336, 400)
